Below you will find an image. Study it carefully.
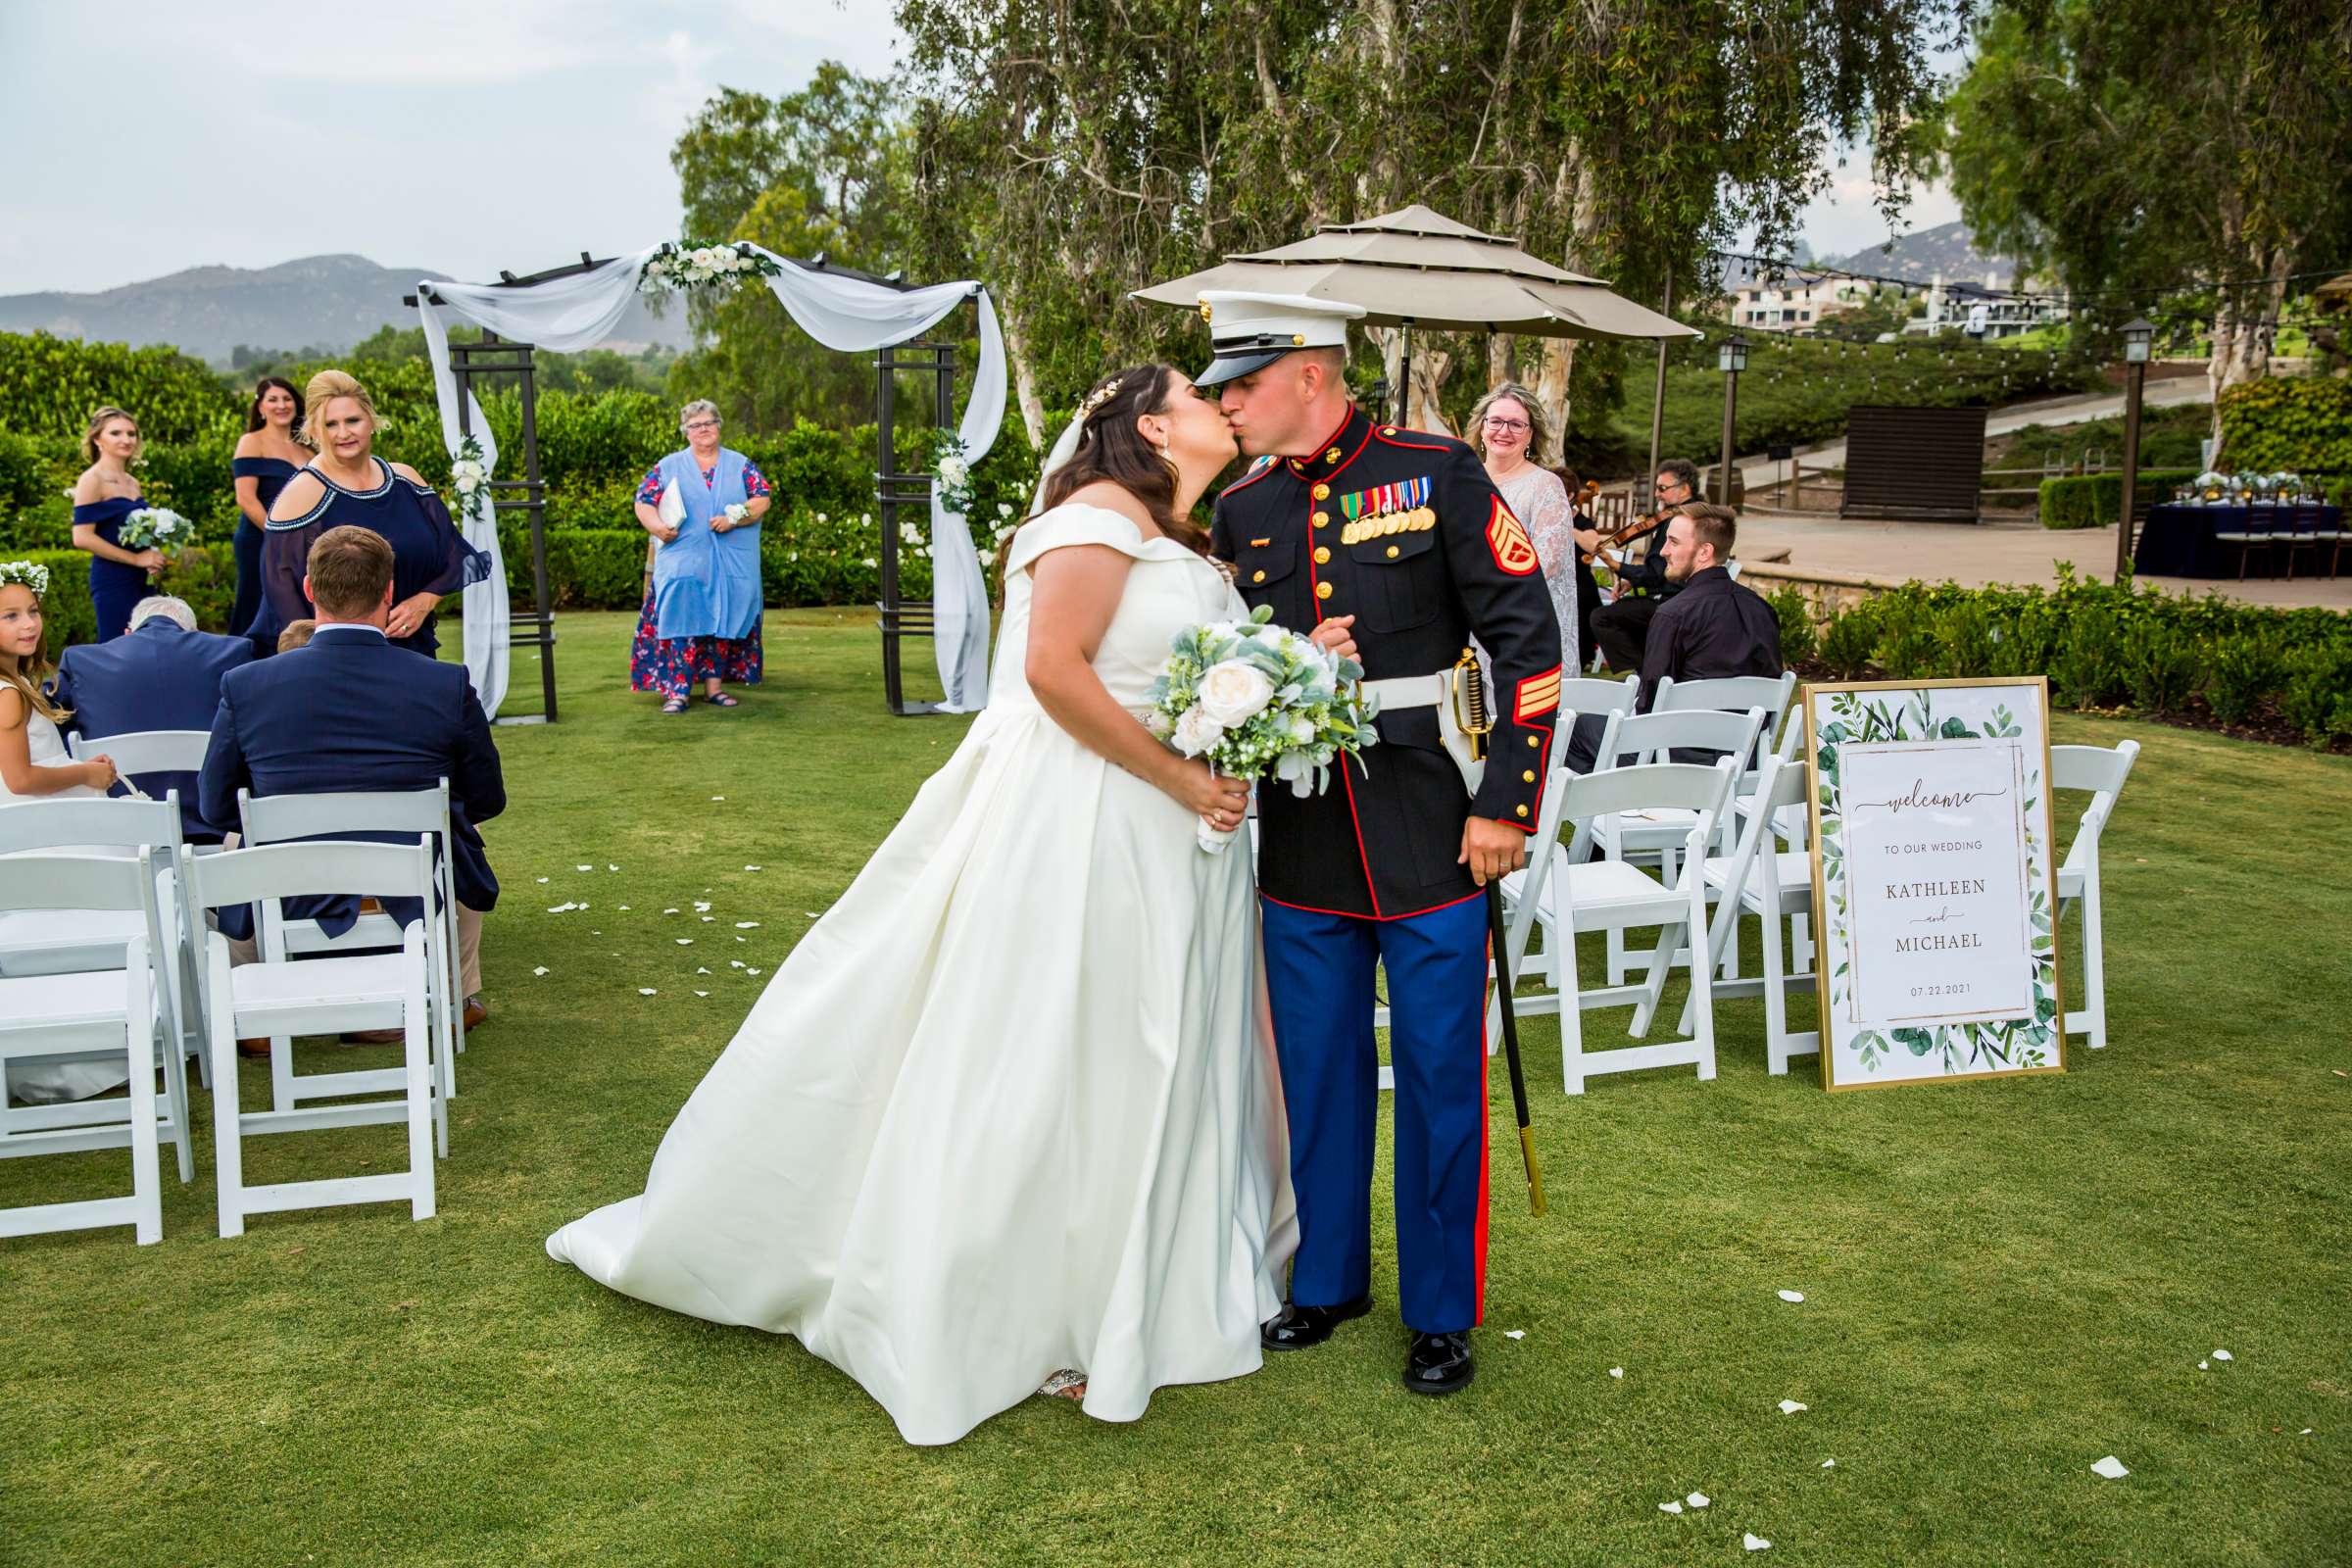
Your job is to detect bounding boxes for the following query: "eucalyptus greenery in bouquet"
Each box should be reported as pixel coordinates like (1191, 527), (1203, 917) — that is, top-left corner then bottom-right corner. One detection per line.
(117, 506), (190, 553)
(1147, 604), (1381, 853)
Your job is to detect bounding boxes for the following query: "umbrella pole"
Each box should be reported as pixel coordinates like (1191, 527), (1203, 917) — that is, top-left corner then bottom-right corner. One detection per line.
(1645, 270), (1673, 507)
(1396, 318), (1414, 427)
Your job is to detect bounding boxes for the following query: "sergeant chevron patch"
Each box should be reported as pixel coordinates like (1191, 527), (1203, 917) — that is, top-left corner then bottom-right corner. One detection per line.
(1486, 498), (1539, 575)
(1515, 666), (1562, 721)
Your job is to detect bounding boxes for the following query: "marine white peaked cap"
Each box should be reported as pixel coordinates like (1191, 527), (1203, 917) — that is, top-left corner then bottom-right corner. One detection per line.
(1194, 291), (1367, 386)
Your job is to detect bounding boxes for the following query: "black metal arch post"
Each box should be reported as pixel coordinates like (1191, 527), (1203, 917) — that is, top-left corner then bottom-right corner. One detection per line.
(874, 337), (957, 715)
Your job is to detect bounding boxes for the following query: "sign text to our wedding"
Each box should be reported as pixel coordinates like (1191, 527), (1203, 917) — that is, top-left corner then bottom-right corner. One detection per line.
(1804, 677), (2065, 1091)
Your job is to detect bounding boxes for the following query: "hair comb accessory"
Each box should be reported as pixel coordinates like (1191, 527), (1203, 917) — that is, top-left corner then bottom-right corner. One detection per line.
(0, 560), (50, 597)
(1078, 376), (1125, 421)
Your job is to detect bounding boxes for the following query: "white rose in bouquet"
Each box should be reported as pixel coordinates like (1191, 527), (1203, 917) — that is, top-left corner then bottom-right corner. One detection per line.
(938, 456), (970, 486)
(1197, 660), (1276, 727)
(1145, 709), (1175, 739)
(1172, 706), (1225, 758)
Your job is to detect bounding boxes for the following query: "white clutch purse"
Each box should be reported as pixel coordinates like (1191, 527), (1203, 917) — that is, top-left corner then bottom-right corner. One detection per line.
(656, 483), (686, 539)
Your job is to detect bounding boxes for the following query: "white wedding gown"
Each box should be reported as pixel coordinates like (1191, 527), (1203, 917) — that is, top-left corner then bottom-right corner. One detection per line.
(550, 503), (1297, 1446)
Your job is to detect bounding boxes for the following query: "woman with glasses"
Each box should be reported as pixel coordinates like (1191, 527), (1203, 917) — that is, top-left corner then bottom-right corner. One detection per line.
(631, 400), (771, 714)
(1469, 382), (1578, 675)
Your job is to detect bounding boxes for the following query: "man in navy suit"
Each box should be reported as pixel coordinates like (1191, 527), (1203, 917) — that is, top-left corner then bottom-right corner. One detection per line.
(200, 526), (505, 1029)
(53, 595), (253, 844)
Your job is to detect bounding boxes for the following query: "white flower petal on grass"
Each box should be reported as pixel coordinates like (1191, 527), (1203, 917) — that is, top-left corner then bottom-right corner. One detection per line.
(804, 911), (819, 918)
(710, 796), (725, 802)
(746, 968), (760, 976)
(736, 936), (747, 943)
(1743, 1534), (1772, 1552)
(2212, 1349), (2232, 1361)
(735, 921), (760, 928)
(546, 903), (579, 913)
(1821, 1459), (1836, 1469)
(1777, 1291), (1805, 1303)
(2301, 1429), (2314, 1436)
(532, 966), (549, 976)
(696, 967), (711, 974)
(744, 864), (762, 871)
(1687, 1494), (1710, 1509)
(1609, 1367), (1624, 1380)
(638, 988), (658, 997)
(664, 908), (679, 915)
(1779, 1400), (1807, 1415)
(536, 877), (549, 884)
(617, 906), (629, 911)
(730, 961), (746, 969)
(703, 916), (716, 923)
(1503, 1330), (1525, 1340)
(576, 864), (592, 871)
(607, 863), (619, 871)
(694, 990), (709, 998)
(2198, 1360), (2209, 1370)
(1657, 1501), (1683, 1515)
(2090, 1455), (2130, 1480)
(694, 902), (711, 912)
(676, 939), (693, 946)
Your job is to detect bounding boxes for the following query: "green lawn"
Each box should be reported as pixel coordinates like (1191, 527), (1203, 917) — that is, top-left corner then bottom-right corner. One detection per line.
(6, 611), (2348, 1566)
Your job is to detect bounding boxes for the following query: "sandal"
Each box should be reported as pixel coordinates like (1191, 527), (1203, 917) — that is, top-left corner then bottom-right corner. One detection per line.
(704, 691), (741, 708)
(1037, 1369), (1087, 1401)
(661, 698), (690, 714)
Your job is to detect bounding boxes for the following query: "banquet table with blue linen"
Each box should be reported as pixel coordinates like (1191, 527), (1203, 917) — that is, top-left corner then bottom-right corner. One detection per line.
(2135, 502), (2344, 578)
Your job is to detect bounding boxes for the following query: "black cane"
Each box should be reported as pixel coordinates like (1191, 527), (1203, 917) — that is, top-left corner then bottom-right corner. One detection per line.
(1487, 879), (1546, 1216)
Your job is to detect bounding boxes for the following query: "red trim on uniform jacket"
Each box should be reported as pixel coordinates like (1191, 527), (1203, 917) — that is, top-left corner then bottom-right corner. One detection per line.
(1258, 888), (1487, 924)
(1372, 425), (1462, 453)
(1220, 455), (1280, 498)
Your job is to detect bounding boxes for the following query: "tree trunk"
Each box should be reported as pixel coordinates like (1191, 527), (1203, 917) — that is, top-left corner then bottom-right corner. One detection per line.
(998, 296), (1049, 450)
(1409, 340), (1456, 434)
(1488, 331), (1517, 388)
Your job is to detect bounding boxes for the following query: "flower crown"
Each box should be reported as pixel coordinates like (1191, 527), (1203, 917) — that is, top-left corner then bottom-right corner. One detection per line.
(0, 560), (49, 597)
(1078, 376), (1125, 422)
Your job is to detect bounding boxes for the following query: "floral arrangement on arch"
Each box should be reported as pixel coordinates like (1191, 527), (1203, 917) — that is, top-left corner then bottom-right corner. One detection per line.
(449, 434), (491, 522)
(639, 242), (781, 295)
(933, 434), (978, 518)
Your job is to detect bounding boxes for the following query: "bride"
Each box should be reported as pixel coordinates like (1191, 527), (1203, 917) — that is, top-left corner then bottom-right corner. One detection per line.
(550, 366), (1298, 1445)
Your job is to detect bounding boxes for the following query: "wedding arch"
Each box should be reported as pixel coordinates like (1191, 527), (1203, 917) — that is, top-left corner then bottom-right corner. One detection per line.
(404, 242), (1005, 721)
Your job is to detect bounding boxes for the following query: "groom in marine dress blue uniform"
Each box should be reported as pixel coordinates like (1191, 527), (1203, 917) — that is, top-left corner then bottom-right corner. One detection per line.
(1198, 293), (1561, 1396)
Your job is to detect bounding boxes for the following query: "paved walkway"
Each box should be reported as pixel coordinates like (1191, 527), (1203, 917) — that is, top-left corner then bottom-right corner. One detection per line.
(1736, 511), (2351, 610)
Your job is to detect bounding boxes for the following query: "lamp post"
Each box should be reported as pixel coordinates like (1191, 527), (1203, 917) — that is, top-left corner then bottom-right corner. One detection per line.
(2113, 317), (2153, 582)
(1717, 333), (1747, 506)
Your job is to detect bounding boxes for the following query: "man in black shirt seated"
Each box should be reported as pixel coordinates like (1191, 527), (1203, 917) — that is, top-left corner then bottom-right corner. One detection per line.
(1636, 501), (1783, 711)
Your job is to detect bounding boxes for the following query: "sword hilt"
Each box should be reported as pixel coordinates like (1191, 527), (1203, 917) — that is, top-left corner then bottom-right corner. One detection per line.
(1452, 647), (1492, 761)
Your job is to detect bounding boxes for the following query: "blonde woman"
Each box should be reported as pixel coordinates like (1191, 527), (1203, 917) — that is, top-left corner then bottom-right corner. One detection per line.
(257, 369), (487, 655)
(71, 407), (165, 643)
(1470, 381), (1578, 676)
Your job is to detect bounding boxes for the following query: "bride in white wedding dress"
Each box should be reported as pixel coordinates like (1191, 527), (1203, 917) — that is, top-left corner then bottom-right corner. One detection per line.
(550, 367), (1298, 1446)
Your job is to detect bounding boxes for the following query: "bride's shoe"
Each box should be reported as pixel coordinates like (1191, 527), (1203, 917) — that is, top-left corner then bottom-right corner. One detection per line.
(1038, 1369), (1088, 1401)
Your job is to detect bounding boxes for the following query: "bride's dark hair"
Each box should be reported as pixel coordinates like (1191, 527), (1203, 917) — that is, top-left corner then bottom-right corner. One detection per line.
(1027, 364), (1209, 559)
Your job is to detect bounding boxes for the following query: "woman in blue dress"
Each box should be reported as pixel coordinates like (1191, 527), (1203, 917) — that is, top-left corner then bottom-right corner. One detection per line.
(629, 399), (770, 713)
(230, 376), (307, 639)
(258, 369), (487, 657)
(71, 406), (167, 643)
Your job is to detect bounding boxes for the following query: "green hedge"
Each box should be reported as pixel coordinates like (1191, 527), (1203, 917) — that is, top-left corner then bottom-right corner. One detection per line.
(2036, 469), (2198, 529)
(508, 507), (973, 612)
(1818, 570), (2352, 748)
(9, 544), (237, 656)
(2219, 378), (2352, 472)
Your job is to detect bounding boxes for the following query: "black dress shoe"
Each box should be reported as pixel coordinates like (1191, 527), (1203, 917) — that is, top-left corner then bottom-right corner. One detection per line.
(1403, 1331), (1474, 1395)
(1260, 1292), (1373, 1350)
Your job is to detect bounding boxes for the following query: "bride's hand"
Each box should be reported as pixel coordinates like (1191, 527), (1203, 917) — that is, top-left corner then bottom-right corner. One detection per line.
(1171, 760), (1250, 831)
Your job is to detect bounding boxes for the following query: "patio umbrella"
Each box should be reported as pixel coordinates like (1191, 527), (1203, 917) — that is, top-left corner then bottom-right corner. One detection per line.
(1136, 204), (1698, 436)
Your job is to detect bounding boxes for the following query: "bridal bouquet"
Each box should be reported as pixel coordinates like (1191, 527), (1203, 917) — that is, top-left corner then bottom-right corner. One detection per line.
(117, 506), (189, 553)
(1148, 604), (1380, 853)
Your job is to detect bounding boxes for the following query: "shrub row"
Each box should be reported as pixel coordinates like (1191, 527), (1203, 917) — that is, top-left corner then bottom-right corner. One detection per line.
(1764, 571), (2352, 748)
(2036, 469), (2198, 529)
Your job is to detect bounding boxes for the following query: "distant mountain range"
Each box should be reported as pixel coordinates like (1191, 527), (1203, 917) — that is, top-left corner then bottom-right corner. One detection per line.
(1722, 221), (2023, 291)
(0, 254), (695, 364)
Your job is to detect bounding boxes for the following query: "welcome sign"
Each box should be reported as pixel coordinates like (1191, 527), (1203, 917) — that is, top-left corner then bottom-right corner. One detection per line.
(1804, 677), (2065, 1091)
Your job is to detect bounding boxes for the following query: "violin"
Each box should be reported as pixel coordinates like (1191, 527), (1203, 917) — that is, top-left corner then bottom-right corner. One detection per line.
(1577, 504), (1669, 570)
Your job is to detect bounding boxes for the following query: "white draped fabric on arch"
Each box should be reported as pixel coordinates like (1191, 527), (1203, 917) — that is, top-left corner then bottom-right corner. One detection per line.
(414, 245), (1007, 714)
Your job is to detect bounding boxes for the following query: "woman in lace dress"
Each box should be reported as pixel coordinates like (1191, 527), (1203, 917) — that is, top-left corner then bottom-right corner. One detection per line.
(1470, 382), (1580, 675)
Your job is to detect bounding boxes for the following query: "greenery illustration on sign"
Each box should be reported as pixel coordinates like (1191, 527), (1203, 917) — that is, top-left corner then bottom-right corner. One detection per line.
(1817, 688), (2056, 1076)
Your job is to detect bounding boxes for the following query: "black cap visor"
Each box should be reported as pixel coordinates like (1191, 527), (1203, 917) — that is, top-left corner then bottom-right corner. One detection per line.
(1194, 346), (1296, 388)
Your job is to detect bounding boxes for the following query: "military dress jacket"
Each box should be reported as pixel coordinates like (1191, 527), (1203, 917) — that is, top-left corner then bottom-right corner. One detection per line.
(1210, 404), (1563, 920)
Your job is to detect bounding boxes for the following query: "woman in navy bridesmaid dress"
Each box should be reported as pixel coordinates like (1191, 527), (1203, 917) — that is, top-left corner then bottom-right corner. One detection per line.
(258, 369), (487, 657)
(230, 377), (307, 638)
(71, 406), (165, 643)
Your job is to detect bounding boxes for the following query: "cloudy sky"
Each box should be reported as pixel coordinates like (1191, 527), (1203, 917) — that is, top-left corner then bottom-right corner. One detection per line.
(0, 0), (1957, 299)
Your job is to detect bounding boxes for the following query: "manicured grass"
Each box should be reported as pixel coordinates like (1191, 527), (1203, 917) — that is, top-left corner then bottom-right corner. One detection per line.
(5, 611), (2348, 1566)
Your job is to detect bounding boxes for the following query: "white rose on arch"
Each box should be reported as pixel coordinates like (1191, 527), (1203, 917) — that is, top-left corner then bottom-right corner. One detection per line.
(1196, 660), (1276, 727)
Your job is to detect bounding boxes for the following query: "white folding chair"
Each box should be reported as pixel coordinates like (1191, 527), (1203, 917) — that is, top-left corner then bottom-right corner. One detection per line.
(1681, 748), (1821, 1073)
(1593, 707), (1768, 984)
(235, 783), (466, 1119)
(67, 728), (212, 776)
(183, 841), (440, 1235)
(0, 853), (176, 1245)
(2051, 740), (2139, 1052)
(1558, 674), (1641, 759)
(0, 794), (210, 1092)
(1494, 759), (1740, 1095)
(1652, 671), (1796, 782)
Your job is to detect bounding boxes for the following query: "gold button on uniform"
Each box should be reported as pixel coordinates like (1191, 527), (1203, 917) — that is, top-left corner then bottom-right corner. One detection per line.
(1385, 545), (1399, 559)
(1312, 511), (1329, 526)
(1313, 547), (1330, 564)
(1315, 581), (1333, 601)
(1527, 735), (1541, 748)
(1251, 569), (1266, 583)
(1311, 482), (1330, 500)
(1382, 426), (1397, 435)
(1324, 447), (1342, 462)
(1515, 805), (1529, 818)
(1522, 769), (1537, 783)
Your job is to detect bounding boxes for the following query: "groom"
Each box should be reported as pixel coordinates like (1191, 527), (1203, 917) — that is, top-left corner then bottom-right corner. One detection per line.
(1200, 292), (1561, 1395)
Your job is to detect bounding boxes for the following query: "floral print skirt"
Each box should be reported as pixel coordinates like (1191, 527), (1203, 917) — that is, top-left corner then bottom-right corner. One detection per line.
(629, 590), (763, 701)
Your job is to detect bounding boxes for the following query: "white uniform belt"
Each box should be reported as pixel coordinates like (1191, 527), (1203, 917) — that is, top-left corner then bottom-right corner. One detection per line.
(1362, 672), (1448, 710)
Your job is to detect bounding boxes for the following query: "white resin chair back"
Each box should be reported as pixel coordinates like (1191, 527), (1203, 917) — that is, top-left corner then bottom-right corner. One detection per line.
(2049, 740), (2139, 1051)
(67, 728), (212, 776)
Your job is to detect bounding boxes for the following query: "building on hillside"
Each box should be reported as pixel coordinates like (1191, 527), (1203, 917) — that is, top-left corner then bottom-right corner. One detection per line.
(1724, 270), (1882, 331)
(1902, 274), (2068, 339)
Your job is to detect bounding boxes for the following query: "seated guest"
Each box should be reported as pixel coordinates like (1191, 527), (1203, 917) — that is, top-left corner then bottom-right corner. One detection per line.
(276, 618), (318, 654)
(1636, 502), (1783, 712)
(51, 594), (253, 844)
(1590, 458), (1699, 674)
(201, 526), (505, 1031)
(257, 368), (488, 657)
